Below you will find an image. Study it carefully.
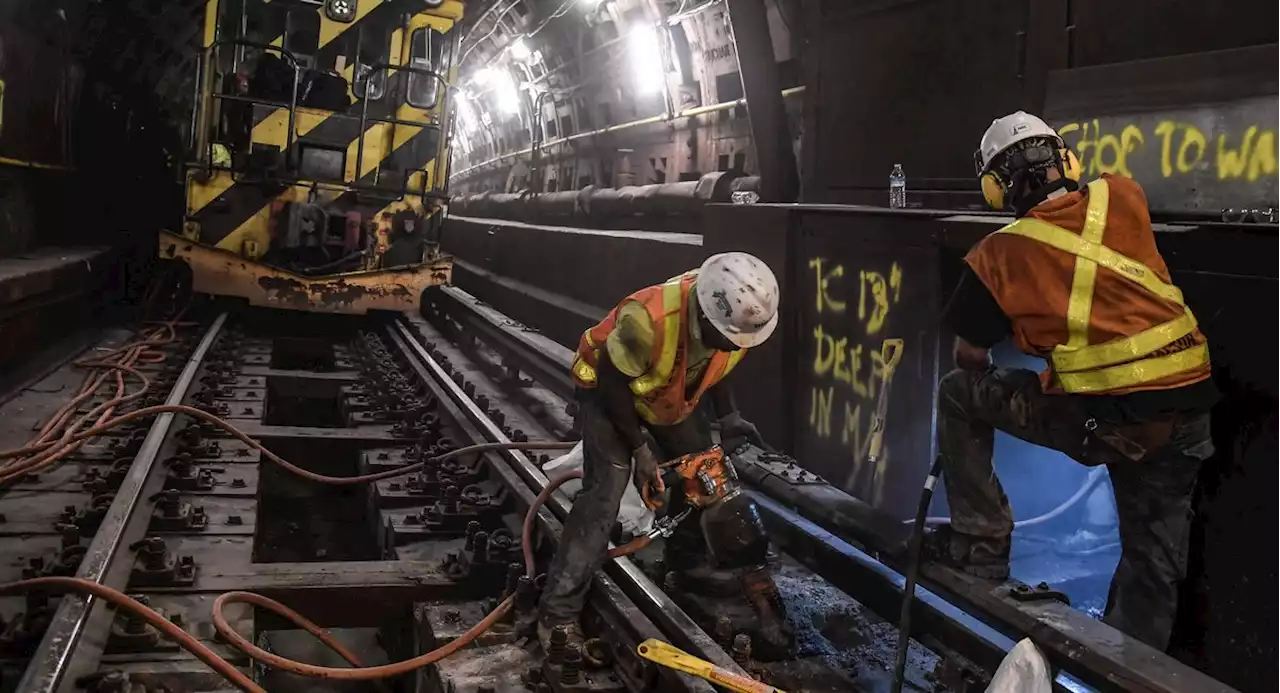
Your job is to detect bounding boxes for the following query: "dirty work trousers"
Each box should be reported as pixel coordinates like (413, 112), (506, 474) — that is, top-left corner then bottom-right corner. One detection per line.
(937, 367), (1213, 651)
(539, 391), (711, 626)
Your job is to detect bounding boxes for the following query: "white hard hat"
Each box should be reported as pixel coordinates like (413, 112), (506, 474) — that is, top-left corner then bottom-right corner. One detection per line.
(974, 111), (1062, 175)
(695, 252), (779, 349)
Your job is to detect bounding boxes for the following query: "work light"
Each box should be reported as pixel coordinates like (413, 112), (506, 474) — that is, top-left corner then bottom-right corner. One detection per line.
(325, 0), (357, 22)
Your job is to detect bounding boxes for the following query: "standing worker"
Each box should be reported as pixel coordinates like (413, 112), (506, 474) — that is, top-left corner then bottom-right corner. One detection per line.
(932, 111), (1217, 650)
(538, 252), (781, 649)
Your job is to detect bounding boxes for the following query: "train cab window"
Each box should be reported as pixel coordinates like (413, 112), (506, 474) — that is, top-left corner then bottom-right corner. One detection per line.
(407, 28), (452, 109)
(354, 24), (390, 101)
(284, 10), (320, 68)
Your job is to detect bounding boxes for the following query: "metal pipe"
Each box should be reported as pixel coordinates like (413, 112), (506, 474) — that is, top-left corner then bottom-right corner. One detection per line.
(18, 314), (228, 692)
(452, 85), (805, 181)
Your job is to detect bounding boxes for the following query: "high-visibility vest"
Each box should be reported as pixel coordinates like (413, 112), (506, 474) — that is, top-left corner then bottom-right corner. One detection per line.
(571, 271), (747, 425)
(967, 176), (1211, 395)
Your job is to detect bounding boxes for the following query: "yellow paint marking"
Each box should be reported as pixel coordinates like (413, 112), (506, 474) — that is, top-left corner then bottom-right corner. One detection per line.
(319, 0), (384, 48)
(203, 0), (219, 47)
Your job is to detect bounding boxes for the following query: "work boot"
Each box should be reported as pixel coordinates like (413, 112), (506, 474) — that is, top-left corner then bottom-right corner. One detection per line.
(537, 620), (584, 654)
(923, 524), (1010, 580)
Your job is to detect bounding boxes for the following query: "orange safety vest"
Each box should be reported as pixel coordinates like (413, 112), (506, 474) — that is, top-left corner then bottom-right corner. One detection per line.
(571, 270), (747, 425)
(966, 175), (1211, 395)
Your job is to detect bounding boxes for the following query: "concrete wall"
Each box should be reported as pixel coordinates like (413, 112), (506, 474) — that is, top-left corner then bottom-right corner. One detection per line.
(441, 214), (705, 349)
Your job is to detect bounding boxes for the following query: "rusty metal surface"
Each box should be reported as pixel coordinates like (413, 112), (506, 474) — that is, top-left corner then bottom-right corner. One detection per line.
(448, 172), (749, 230)
(160, 231), (452, 314)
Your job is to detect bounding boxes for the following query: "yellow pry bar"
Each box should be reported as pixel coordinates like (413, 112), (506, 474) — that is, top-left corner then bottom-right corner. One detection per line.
(636, 639), (786, 693)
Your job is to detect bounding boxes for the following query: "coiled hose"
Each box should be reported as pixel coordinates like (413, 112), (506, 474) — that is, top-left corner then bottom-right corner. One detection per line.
(0, 421), (640, 690)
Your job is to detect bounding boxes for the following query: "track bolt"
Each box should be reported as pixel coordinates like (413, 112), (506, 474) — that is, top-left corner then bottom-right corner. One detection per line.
(561, 643), (583, 684)
(547, 625), (569, 664)
(124, 596), (152, 635)
(716, 616), (733, 642)
(732, 634), (752, 664)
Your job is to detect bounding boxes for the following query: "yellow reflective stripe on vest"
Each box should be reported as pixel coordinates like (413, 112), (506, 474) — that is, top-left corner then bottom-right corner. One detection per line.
(630, 277), (685, 396)
(573, 329), (600, 384)
(1064, 179), (1110, 348)
(572, 355), (596, 384)
(1054, 309), (1199, 373)
(634, 400), (660, 425)
(996, 193), (1206, 390)
(1057, 344), (1209, 393)
(722, 349), (746, 377)
(996, 218), (1184, 305)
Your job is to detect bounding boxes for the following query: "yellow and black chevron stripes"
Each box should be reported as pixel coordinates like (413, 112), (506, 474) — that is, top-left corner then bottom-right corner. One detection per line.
(187, 4), (460, 255)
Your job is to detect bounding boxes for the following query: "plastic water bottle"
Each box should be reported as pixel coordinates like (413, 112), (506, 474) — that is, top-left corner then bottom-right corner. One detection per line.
(889, 164), (906, 209)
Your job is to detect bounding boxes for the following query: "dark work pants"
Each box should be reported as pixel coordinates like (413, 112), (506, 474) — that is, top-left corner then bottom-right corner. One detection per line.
(538, 392), (712, 626)
(937, 367), (1212, 650)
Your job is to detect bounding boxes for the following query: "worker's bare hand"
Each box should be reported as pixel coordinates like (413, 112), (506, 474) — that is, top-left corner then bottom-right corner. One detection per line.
(632, 443), (665, 509)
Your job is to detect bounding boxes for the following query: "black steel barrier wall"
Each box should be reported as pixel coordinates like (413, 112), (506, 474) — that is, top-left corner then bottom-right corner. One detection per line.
(441, 206), (1277, 692)
(440, 214), (707, 350)
(703, 204), (1277, 693)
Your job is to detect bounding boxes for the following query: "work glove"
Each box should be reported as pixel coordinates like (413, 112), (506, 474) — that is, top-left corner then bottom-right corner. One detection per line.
(719, 412), (766, 451)
(632, 443), (665, 510)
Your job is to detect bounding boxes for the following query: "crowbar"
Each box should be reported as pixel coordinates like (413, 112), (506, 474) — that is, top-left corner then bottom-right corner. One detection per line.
(636, 638), (787, 693)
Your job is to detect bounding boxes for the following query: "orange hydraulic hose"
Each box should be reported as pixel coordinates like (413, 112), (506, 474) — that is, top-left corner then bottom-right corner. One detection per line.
(0, 451), (621, 689)
(207, 468), (646, 681)
(0, 404), (576, 485)
(0, 577), (266, 693)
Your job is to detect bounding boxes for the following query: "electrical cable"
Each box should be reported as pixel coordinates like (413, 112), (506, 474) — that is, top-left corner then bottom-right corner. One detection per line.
(1, 281), (187, 485)
(890, 456), (943, 693)
(913, 466), (1108, 530)
(0, 463), (649, 689)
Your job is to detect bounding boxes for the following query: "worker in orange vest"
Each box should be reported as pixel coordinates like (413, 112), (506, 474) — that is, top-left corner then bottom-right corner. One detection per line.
(933, 111), (1217, 650)
(539, 252), (781, 650)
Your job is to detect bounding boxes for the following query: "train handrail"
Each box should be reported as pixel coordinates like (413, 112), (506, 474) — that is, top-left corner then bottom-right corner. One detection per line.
(354, 62), (450, 192)
(192, 40), (303, 178)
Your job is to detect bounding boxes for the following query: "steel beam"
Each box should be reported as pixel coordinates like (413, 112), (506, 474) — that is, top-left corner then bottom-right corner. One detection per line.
(726, 0), (800, 201)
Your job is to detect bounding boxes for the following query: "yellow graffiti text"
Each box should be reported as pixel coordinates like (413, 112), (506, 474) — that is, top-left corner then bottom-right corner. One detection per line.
(809, 386), (834, 438)
(1060, 118), (1278, 184)
(808, 258), (847, 314)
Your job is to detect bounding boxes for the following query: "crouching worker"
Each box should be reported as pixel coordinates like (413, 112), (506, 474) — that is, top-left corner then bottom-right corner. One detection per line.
(933, 111), (1217, 650)
(538, 252), (785, 651)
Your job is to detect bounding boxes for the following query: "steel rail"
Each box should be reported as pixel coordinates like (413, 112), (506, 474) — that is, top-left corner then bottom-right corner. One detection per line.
(425, 287), (575, 401)
(391, 317), (745, 679)
(19, 313), (228, 693)
(420, 290), (1244, 693)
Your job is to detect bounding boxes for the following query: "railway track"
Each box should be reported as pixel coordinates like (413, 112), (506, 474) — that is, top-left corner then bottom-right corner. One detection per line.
(0, 302), (928, 693)
(0, 290), (1234, 693)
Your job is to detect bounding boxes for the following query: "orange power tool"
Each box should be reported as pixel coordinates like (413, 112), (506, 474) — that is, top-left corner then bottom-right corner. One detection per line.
(641, 445), (740, 511)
